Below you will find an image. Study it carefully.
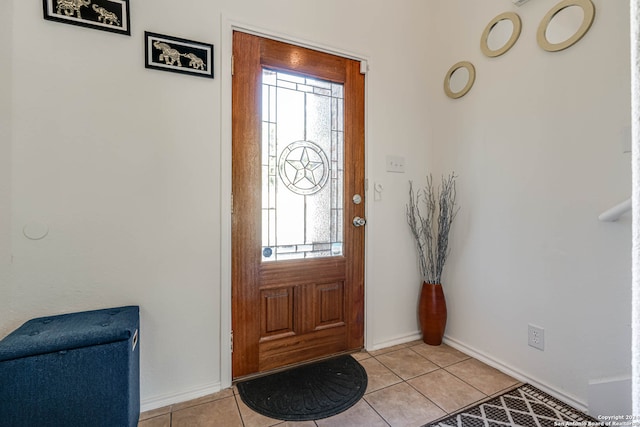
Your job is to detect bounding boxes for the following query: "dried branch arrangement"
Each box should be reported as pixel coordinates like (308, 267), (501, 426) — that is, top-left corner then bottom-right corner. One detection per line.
(406, 174), (459, 284)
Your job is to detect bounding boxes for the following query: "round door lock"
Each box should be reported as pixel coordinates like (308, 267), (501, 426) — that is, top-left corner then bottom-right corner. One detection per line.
(353, 216), (367, 227)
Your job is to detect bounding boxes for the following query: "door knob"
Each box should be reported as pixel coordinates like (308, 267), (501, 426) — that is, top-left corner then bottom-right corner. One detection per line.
(353, 216), (367, 227)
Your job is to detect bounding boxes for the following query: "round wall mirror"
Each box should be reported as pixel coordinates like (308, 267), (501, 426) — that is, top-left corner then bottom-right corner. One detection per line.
(537, 0), (595, 52)
(480, 12), (522, 58)
(545, 5), (584, 44)
(444, 61), (476, 99)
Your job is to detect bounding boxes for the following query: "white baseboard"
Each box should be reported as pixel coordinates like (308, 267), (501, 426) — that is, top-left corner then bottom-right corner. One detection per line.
(443, 336), (588, 413)
(367, 331), (422, 351)
(140, 381), (223, 413)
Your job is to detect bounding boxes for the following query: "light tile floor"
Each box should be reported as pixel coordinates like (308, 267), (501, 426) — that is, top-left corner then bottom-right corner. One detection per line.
(138, 341), (522, 427)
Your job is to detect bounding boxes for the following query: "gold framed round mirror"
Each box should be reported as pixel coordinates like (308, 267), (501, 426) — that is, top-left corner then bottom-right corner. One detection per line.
(537, 0), (595, 52)
(480, 12), (522, 58)
(444, 61), (476, 99)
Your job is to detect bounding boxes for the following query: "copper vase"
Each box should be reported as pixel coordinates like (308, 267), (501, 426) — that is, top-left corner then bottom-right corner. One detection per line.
(418, 282), (447, 345)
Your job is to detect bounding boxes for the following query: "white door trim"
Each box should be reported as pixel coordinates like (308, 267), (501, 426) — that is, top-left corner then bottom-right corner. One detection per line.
(219, 16), (374, 389)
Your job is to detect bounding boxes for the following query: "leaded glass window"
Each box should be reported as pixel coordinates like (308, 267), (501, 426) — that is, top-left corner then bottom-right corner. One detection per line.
(261, 69), (344, 262)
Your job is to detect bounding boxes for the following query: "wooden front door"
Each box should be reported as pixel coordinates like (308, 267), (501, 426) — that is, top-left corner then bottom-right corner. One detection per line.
(232, 31), (366, 379)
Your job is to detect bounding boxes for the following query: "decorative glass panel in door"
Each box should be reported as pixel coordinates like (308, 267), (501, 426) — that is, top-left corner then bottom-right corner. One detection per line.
(261, 69), (344, 262)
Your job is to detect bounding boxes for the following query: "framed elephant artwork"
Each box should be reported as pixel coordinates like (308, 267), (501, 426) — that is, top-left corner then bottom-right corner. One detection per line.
(43, 0), (131, 36)
(144, 32), (215, 79)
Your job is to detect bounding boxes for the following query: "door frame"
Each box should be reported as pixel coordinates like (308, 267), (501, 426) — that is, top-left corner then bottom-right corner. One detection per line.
(220, 18), (374, 389)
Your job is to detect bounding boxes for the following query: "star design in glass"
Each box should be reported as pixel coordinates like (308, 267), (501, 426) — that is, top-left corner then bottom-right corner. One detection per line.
(286, 147), (323, 186)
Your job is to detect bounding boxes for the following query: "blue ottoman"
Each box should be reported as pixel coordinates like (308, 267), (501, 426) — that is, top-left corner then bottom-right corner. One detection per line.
(0, 306), (140, 427)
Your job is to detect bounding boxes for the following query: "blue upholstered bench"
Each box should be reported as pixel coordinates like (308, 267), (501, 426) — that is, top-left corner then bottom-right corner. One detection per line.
(0, 306), (140, 427)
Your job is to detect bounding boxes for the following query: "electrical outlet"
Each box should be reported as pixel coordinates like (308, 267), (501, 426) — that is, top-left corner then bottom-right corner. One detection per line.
(528, 324), (544, 351)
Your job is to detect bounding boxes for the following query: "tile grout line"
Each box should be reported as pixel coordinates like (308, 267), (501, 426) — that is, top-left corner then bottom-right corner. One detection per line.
(443, 358), (522, 398)
(367, 351), (475, 423)
(401, 368), (450, 416)
(437, 358), (492, 397)
(360, 395), (393, 427)
(375, 350), (486, 420)
(232, 394), (246, 427)
(369, 348), (502, 420)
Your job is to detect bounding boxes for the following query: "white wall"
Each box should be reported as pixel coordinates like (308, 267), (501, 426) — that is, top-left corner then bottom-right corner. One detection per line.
(5, 0), (433, 407)
(4, 0), (631, 412)
(0, 0), (12, 321)
(424, 0), (631, 409)
(8, 0), (223, 405)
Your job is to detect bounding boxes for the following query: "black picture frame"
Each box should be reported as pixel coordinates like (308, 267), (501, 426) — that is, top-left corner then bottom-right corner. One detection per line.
(145, 32), (215, 79)
(43, 0), (131, 36)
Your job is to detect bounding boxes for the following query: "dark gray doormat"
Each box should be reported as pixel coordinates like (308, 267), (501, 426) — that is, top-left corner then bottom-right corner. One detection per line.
(425, 384), (598, 427)
(236, 355), (367, 421)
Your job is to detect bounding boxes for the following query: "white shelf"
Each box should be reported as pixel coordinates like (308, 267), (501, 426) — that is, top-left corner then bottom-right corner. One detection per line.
(598, 198), (632, 222)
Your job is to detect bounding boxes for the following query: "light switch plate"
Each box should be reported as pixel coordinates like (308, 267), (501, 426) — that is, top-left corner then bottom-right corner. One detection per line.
(386, 155), (405, 173)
